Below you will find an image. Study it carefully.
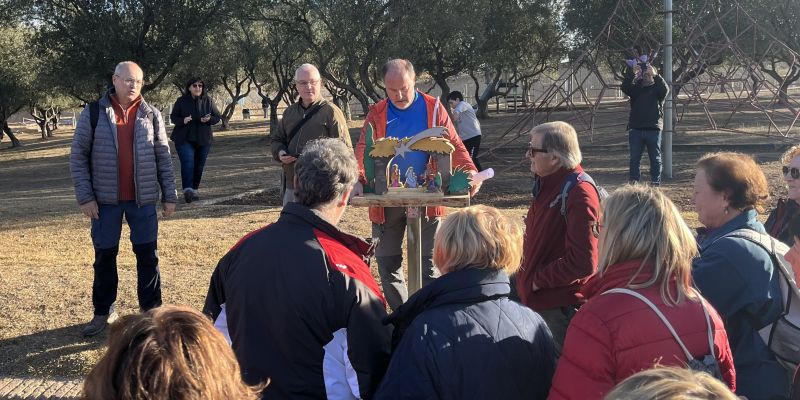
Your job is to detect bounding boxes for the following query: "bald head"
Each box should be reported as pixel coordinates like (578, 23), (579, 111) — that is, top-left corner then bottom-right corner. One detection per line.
(381, 59), (415, 81)
(112, 61), (144, 106)
(294, 63), (322, 106)
(382, 59), (417, 110)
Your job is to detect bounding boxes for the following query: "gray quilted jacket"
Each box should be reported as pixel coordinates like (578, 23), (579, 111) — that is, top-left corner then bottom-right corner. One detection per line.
(70, 90), (178, 206)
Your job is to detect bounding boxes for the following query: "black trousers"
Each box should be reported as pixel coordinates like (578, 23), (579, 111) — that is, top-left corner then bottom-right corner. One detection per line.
(462, 135), (483, 171)
(92, 241), (162, 315)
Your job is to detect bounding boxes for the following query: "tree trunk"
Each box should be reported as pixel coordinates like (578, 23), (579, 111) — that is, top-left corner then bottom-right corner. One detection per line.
(2, 120), (21, 147)
(220, 103), (236, 130)
(269, 101), (280, 137)
(433, 75), (451, 112)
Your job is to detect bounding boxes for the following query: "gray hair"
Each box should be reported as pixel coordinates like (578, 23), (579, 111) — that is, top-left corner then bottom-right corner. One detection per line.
(530, 121), (582, 169)
(114, 61), (142, 76)
(381, 59), (415, 81)
(294, 63), (321, 81)
(294, 138), (358, 208)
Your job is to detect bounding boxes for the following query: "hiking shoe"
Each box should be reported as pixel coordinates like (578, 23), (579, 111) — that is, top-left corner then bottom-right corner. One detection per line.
(81, 312), (119, 337)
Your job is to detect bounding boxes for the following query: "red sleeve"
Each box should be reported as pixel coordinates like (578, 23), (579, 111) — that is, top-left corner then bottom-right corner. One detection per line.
(549, 307), (616, 399)
(436, 101), (476, 173)
(532, 181), (600, 289)
(710, 305), (737, 391)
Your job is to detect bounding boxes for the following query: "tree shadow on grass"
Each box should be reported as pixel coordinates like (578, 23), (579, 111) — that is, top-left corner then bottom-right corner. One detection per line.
(0, 324), (108, 378)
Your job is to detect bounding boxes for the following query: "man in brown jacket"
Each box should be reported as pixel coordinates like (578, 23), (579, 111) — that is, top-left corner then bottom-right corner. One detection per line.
(271, 63), (351, 205)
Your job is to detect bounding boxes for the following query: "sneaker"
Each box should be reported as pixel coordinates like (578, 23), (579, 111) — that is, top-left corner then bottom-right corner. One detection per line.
(190, 190), (200, 202)
(183, 189), (193, 204)
(81, 312), (119, 337)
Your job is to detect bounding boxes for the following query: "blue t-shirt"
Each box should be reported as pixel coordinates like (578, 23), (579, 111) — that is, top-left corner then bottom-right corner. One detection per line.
(386, 92), (429, 178)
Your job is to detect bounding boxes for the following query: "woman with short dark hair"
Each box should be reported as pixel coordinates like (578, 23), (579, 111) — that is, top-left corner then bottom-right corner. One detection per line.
(447, 91), (482, 171)
(170, 77), (220, 203)
(692, 152), (791, 399)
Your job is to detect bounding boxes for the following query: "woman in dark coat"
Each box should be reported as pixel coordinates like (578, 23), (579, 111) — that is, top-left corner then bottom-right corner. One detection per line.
(765, 145), (800, 245)
(170, 77), (220, 203)
(375, 205), (556, 400)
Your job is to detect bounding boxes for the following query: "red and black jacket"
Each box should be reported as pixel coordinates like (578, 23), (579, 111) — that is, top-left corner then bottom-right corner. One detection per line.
(203, 203), (392, 399)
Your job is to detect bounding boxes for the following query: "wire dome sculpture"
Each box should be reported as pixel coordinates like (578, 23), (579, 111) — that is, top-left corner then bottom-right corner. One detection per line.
(483, 0), (800, 170)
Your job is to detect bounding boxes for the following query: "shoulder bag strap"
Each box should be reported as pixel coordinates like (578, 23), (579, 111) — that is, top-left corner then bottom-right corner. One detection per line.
(603, 288), (694, 361)
(287, 103), (324, 146)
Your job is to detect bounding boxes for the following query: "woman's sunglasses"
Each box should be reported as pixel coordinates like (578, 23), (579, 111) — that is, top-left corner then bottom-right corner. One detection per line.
(191, 83), (203, 88)
(783, 166), (800, 179)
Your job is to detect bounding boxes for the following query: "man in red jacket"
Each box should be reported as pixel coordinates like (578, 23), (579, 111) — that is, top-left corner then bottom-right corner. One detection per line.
(516, 121), (601, 354)
(353, 59), (479, 310)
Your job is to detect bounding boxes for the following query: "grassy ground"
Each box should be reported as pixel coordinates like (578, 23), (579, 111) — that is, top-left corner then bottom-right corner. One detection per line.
(0, 112), (792, 378)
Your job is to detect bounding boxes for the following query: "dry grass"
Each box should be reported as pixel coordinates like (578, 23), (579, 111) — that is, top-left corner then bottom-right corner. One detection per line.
(0, 112), (790, 379)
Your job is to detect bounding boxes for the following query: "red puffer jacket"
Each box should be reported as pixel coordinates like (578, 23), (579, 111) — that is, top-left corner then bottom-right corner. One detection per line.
(549, 259), (736, 399)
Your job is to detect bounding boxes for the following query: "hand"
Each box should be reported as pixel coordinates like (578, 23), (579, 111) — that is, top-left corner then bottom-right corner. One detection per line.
(350, 182), (364, 199)
(279, 154), (297, 164)
(80, 200), (99, 219)
(468, 171), (483, 196)
(183, 115), (192, 124)
(201, 115), (211, 123)
(162, 202), (176, 218)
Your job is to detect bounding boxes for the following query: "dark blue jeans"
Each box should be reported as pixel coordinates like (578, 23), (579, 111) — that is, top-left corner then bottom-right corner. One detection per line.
(90, 202), (161, 315)
(175, 141), (211, 191)
(628, 129), (662, 185)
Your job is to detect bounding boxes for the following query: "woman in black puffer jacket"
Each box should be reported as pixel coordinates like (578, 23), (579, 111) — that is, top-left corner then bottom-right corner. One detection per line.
(170, 77), (221, 203)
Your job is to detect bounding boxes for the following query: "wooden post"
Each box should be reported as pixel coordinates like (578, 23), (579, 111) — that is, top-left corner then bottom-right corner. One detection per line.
(406, 207), (423, 294)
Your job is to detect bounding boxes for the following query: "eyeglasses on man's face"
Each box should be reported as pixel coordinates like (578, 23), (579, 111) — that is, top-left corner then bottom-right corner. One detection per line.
(115, 75), (143, 87)
(296, 79), (320, 87)
(783, 165), (800, 179)
(526, 144), (548, 157)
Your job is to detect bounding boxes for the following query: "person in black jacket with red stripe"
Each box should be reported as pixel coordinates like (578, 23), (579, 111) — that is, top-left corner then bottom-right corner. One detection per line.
(204, 138), (391, 399)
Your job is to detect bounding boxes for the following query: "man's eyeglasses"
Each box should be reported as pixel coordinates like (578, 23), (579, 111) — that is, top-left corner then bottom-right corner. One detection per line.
(191, 83), (203, 88)
(783, 166), (800, 179)
(296, 79), (320, 87)
(115, 75), (143, 87)
(527, 145), (548, 156)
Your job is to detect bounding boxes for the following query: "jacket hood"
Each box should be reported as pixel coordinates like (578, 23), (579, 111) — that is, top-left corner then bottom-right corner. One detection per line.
(281, 202), (374, 260)
(385, 267), (510, 329)
(580, 259), (658, 299)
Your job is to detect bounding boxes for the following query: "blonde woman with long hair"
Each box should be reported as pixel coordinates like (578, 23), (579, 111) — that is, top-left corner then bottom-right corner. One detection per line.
(549, 185), (735, 399)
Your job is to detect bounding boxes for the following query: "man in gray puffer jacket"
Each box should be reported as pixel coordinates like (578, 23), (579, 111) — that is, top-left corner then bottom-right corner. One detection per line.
(70, 61), (177, 337)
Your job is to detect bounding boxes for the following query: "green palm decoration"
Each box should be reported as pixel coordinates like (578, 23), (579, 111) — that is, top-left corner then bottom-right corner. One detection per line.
(363, 123), (375, 193)
(449, 166), (471, 195)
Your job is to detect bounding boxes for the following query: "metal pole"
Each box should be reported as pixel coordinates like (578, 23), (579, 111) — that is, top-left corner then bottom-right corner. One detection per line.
(663, 0), (674, 179)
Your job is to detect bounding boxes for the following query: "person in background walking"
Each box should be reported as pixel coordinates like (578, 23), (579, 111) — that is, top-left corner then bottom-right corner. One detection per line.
(448, 91), (482, 171)
(169, 77), (221, 203)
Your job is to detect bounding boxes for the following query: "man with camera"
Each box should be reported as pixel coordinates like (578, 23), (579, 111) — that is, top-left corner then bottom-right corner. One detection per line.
(271, 63), (351, 206)
(621, 52), (669, 186)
